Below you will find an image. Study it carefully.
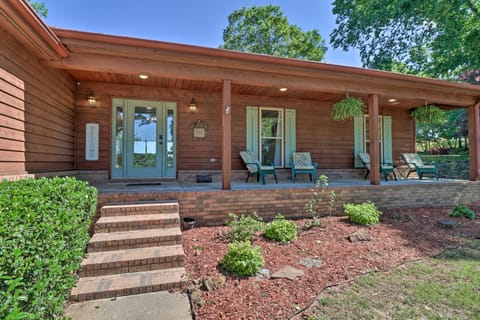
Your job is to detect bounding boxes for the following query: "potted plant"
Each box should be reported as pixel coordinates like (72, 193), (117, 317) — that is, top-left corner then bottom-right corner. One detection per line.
(331, 96), (365, 121)
(410, 105), (445, 124)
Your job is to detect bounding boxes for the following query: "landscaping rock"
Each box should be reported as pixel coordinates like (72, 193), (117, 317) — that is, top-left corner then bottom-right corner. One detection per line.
(347, 230), (372, 242)
(190, 289), (205, 310)
(390, 213), (414, 222)
(438, 219), (460, 229)
(203, 275), (226, 292)
(300, 257), (323, 268)
(271, 266), (304, 280)
(256, 268), (270, 280)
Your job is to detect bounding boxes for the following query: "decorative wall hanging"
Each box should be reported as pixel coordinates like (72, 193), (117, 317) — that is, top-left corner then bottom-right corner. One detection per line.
(191, 120), (208, 139)
(85, 123), (99, 160)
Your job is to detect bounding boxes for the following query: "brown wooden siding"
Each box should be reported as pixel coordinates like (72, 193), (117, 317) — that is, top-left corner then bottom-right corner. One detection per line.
(0, 26), (75, 175)
(75, 82), (415, 175)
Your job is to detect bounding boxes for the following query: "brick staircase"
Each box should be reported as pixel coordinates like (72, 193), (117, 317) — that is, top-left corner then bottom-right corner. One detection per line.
(70, 201), (186, 302)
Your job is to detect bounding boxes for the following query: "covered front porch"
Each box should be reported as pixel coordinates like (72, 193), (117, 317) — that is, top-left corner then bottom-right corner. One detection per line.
(95, 174), (480, 226)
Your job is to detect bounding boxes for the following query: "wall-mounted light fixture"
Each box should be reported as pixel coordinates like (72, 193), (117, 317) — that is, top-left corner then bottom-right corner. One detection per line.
(189, 98), (197, 112)
(88, 92), (96, 108)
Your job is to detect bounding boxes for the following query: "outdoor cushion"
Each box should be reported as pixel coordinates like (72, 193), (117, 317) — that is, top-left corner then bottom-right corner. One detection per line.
(292, 152), (318, 183)
(240, 151), (277, 184)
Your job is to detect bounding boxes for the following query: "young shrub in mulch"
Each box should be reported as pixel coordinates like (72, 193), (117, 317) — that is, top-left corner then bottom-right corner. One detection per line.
(344, 201), (382, 226)
(0, 177), (98, 319)
(449, 205), (475, 220)
(221, 241), (264, 277)
(265, 214), (297, 243)
(226, 212), (265, 242)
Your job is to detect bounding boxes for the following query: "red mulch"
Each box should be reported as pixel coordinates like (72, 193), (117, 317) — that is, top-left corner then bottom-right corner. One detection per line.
(180, 206), (480, 320)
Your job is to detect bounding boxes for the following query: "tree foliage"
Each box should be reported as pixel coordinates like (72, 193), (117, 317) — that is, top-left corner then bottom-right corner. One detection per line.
(28, 1), (48, 18)
(220, 5), (326, 61)
(330, 0), (480, 78)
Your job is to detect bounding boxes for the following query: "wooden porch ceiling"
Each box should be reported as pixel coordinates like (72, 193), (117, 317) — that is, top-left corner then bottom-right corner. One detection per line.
(68, 69), (424, 109)
(51, 28), (480, 109)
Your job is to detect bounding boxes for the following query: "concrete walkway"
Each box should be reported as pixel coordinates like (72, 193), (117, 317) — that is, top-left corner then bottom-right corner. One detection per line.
(65, 291), (192, 320)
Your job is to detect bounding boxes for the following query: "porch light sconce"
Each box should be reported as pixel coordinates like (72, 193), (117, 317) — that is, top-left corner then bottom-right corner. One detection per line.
(225, 105), (231, 115)
(189, 98), (197, 112)
(87, 92), (96, 108)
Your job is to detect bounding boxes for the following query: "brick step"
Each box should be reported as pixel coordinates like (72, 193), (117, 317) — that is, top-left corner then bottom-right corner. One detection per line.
(80, 245), (185, 277)
(70, 267), (186, 302)
(88, 227), (181, 252)
(100, 201), (179, 217)
(94, 213), (179, 233)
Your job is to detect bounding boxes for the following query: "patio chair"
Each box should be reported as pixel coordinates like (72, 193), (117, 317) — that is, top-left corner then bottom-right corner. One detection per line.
(239, 151), (278, 184)
(357, 152), (397, 181)
(401, 153), (438, 180)
(291, 152), (318, 183)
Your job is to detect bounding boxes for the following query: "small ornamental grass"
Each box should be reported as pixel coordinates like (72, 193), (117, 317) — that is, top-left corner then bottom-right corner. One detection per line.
(226, 212), (265, 242)
(449, 205), (475, 220)
(221, 241), (264, 277)
(344, 202), (382, 226)
(265, 214), (297, 243)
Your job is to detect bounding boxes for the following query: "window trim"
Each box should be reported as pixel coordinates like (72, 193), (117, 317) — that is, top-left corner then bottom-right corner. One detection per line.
(259, 107), (284, 167)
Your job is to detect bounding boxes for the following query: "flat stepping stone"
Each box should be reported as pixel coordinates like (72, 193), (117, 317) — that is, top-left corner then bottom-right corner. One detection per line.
(271, 266), (304, 280)
(300, 257), (323, 268)
(347, 230), (372, 242)
(438, 219), (460, 229)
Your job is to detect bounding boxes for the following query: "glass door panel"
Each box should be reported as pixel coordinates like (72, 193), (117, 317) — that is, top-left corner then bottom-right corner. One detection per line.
(260, 108), (283, 167)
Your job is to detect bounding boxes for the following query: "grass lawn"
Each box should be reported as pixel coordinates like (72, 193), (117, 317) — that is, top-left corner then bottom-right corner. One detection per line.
(303, 239), (480, 320)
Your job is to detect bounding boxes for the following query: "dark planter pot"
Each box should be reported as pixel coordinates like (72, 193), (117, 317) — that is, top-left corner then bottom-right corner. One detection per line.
(182, 217), (196, 230)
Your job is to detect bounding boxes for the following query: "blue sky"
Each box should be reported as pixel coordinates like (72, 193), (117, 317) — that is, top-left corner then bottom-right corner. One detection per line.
(41, 0), (361, 67)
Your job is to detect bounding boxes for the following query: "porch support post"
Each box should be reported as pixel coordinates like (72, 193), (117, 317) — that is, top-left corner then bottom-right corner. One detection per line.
(222, 79), (232, 189)
(368, 94), (381, 185)
(468, 101), (480, 181)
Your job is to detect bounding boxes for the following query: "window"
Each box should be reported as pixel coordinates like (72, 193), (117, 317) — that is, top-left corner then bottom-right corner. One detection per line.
(246, 106), (296, 168)
(354, 115), (392, 168)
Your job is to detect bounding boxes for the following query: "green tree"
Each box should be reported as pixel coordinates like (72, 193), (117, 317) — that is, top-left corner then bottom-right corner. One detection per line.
(330, 0), (480, 78)
(220, 5), (326, 61)
(28, 1), (48, 18)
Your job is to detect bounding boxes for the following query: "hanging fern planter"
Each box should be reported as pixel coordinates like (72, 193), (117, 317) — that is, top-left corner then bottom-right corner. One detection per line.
(410, 105), (445, 124)
(331, 97), (365, 121)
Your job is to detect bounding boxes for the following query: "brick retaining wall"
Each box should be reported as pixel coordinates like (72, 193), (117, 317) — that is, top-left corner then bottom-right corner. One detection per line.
(98, 181), (480, 226)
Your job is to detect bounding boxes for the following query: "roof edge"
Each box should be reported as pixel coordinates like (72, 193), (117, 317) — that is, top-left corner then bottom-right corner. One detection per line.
(51, 27), (480, 93)
(7, 0), (68, 58)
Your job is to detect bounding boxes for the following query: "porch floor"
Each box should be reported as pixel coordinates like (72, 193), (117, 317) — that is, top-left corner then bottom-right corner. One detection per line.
(96, 176), (462, 193)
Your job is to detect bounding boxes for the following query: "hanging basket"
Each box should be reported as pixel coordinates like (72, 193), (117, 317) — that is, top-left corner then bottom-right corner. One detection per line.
(331, 97), (365, 121)
(410, 105), (445, 124)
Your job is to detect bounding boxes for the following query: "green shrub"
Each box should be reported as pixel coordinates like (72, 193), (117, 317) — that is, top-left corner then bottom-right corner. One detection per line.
(449, 205), (475, 220)
(0, 177), (97, 319)
(221, 241), (264, 276)
(344, 202), (382, 226)
(265, 214), (297, 243)
(226, 213), (265, 242)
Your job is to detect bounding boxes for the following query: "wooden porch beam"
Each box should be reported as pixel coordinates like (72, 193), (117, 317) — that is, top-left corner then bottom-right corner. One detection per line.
(368, 94), (380, 185)
(222, 79), (232, 190)
(468, 101), (480, 180)
(47, 53), (478, 107)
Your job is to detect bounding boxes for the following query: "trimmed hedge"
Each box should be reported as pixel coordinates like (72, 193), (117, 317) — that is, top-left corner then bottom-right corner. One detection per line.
(0, 177), (98, 319)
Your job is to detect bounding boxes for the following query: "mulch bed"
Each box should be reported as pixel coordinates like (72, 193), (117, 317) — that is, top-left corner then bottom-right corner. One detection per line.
(180, 205), (480, 320)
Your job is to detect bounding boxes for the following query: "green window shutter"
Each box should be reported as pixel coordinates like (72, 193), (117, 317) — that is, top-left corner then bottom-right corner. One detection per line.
(246, 106), (259, 158)
(383, 116), (393, 163)
(285, 109), (296, 168)
(353, 116), (364, 168)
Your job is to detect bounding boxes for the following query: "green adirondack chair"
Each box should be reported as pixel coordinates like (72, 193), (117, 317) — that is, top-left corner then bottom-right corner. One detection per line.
(401, 153), (438, 180)
(239, 151), (278, 184)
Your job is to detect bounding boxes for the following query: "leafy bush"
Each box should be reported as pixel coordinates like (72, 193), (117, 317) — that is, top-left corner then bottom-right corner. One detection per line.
(449, 205), (475, 220)
(226, 213), (265, 242)
(265, 214), (297, 243)
(221, 241), (264, 276)
(344, 202), (382, 226)
(0, 177), (97, 319)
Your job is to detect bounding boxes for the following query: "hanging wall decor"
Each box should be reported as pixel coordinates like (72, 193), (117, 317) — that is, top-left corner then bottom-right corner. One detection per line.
(191, 120), (208, 139)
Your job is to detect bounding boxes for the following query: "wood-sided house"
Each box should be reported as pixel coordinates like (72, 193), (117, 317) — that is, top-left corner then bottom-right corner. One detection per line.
(2, 1), (480, 222)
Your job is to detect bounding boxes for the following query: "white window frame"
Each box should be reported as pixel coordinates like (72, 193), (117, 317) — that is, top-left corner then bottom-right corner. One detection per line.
(259, 107), (284, 167)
